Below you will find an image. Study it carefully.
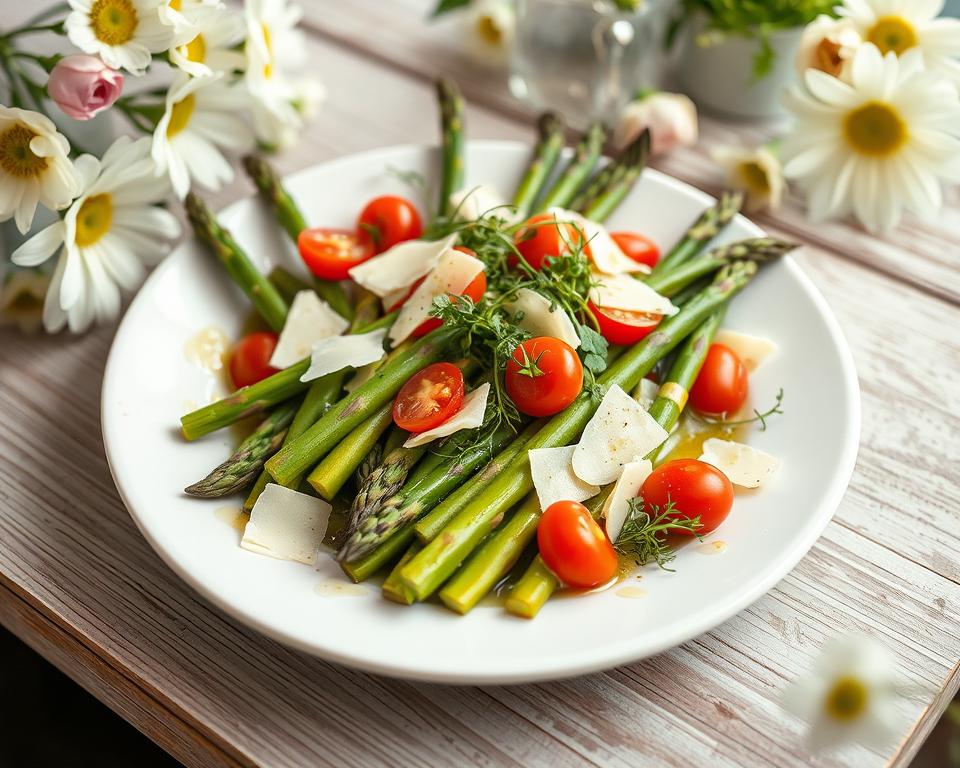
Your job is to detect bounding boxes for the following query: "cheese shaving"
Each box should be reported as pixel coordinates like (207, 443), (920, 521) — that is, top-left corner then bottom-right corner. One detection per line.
(528, 445), (600, 511)
(549, 208), (650, 275)
(589, 273), (678, 317)
(241, 483), (331, 564)
(450, 184), (515, 222)
(602, 459), (653, 542)
(713, 329), (778, 372)
(403, 383), (490, 448)
(347, 234), (457, 298)
(504, 287), (581, 350)
(269, 290), (349, 369)
(699, 438), (781, 488)
(572, 384), (669, 485)
(300, 328), (387, 383)
(636, 378), (660, 411)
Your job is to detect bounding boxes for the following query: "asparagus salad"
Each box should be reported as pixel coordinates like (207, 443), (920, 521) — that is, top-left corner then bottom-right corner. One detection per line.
(180, 79), (791, 618)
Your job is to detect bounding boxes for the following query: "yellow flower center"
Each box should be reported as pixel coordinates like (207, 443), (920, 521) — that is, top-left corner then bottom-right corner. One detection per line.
(825, 676), (869, 722)
(183, 33), (206, 63)
(90, 0), (139, 46)
(166, 94), (196, 138)
(0, 123), (48, 179)
(262, 23), (273, 78)
(738, 161), (771, 195)
(814, 38), (845, 77)
(75, 194), (114, 248)
(867, 15), (918, 56)
(844, 101), (907, 157)
(476, 15), (502, 46)
(169, 0), (181, 10)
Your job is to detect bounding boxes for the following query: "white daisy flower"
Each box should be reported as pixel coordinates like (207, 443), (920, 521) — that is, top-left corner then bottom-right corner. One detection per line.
(0, 107), (82, 234)
(795, 14), (862, 81)
(168, 3), (246, 77)
(158, 0), (219, 34)
(837, 0), (960, 85)
(712, 144), (786, 213)
(463, 0), (515, 67)
(65, 0), (176, 75)
(781, 43), (960, 234)
(11, 136), (181, 333)
(151, 73), (254, 199)
(244, 0), (320, 149)
(781, 635), (916, 753)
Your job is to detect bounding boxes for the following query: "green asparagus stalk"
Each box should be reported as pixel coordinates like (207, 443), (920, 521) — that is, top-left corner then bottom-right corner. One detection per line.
(185, 193), (289, 332)
(356, 443), (384, 487)
(242, 154), (352, 320)
(184, 398), (301, 498)
(346, 444), (427, 540)
(436, 78), (465, 219)
(265, 326), (461, 486)
(580, 129), (651, 223)
(381, 543), (421, 605)
(650, 191), (744, 278)
(341, 523), (416, 583)
(398, 262), (761, 602)
(382, 426), (410, 458)
(646, 237), (795, 298)
(512, 113), (566, 220)
(506, 310), (724, 618)
(267, 265), (311, 303)
(337, 421), (518, 564)
(243, 370), (346, 511)
(534, 122), (606, 212)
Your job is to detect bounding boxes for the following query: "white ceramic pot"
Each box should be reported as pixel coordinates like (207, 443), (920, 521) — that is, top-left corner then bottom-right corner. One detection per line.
(678, 15), (804, 120)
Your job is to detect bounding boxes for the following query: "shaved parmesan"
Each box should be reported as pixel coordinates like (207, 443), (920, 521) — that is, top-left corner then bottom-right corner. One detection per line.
(301, 328), (386, 383)
(348, 234), (457, 298)
(269, 291), (349, 369)
(573, 385), (669, 485)
(403, 383), (490, 448)
(450, 184), (515, 222)
(505, 287), (581, 350)
(381, 286), (410, 313)
(549, 208), (650, 275)
(589, 273), (678, 317)
(699, 438), (781, 488)
(529, 445), (600, 511)
(602, 459), (653, 542)
(388, 247), (485, 346)
(636, 378), (660, 411)
(241, 483), (331, 564)
(714, 329), (778, 372)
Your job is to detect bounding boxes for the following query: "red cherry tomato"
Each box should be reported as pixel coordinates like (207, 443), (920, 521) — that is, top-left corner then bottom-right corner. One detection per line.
(641, 459), (734, 535)
(392, 362), (465, 433)
(588, 301), (662, 346)
(357, 195), (423, 253)
(689, 343), (749, 415)
(537, 500), (618, 589)
(611, 231), (660, 269)
(504, 336), (583, 417)
(514, 214), (586, 270)
(228, 332), (279, 388)
(411, 250), (487, 337)
(298, 227), (374, 281)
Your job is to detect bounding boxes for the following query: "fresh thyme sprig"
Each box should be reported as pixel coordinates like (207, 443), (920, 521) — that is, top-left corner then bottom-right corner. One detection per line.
(694, 388), (785, 432)
(615, 497), (703, 571)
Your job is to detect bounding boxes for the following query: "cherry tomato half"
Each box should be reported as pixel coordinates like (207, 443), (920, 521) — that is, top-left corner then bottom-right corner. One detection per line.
(392, 362), (465, 433)
(538, 500), (618, 589)
(611, 231), (660, 269)
(229, 331), (279, 389)
(298, 227), (375, 281)
(588, 301), (662, 346)
(514, 214), (586, 271)
(689, 343), (749, 415)
(411, 248), (487, 337)
(357, 195), (423, 253)
(641, 459), (734, 535)
(505, 336), (583, 417)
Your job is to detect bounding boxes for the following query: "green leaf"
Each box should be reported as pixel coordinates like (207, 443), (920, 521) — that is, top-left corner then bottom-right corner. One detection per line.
(578, 324), (609, 376)
(751, 34), (775, 80)
(431, 0), (471, 17)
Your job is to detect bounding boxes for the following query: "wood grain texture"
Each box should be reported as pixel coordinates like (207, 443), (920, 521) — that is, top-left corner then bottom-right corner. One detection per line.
(1, 4), (959, 768)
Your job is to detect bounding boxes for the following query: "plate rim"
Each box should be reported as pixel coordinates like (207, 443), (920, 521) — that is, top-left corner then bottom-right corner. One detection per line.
(102, 140), (861, 683)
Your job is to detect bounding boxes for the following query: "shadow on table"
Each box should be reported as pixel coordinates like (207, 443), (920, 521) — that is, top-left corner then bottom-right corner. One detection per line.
(0, 626), (181, 768)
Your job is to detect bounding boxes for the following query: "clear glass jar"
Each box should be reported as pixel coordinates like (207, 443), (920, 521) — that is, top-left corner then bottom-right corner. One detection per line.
(509, 0), (675, 128)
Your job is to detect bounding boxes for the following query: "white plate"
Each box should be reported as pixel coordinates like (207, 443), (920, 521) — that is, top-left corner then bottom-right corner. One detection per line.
(102, 142), (860, 683)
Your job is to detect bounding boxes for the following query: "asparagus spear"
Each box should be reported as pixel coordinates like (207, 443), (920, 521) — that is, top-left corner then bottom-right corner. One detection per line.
(356, 442), (384, 487)
(346, 444), (427, 540)
(534, 122), (606, 213)
(580, 129), (651, 223)
(185, 193), (289, 332)
(436, 78), (465, 219)
(512, 113), (566, 220)
(650, 191), (744, 278)
(506, 310), (724, 619)
(398, 262), (761, 602)
(265, 326), (462, 486)
(267, 265), (311, 303)
(381, 543), (421, 605)
(242, 154), (352, 320)
(183, 398), (301, 498)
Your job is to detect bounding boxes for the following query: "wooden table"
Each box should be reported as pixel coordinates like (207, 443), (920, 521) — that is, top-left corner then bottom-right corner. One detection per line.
(2, 2), (959, 765)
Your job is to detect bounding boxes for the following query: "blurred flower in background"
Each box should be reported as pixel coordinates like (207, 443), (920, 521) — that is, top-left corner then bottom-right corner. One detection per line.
(712, 144), (785, 213)
(463, 0), (515, 66)
(795, 14), (862, 79)
(47, 55), (125, 120)
(613, 91), (698, 155)
(0, 269), (50, 333)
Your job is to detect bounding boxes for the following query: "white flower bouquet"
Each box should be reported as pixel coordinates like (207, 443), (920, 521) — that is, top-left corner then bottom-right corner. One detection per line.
(0, 0), (321, 333)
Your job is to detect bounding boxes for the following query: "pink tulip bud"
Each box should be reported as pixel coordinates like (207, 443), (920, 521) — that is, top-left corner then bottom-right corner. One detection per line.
(47, 55), (123, 121)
